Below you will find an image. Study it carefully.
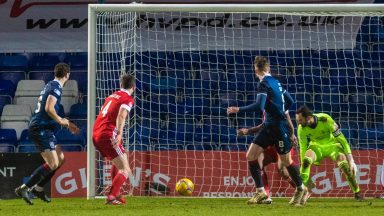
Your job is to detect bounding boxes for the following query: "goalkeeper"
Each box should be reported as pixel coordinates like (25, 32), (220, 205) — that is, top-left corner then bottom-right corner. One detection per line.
(295, 105), (363, 202)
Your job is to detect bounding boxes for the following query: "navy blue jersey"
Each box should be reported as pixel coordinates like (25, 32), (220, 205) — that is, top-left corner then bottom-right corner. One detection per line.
(257, 75), (287, 125)
(29, 80), (62, 131)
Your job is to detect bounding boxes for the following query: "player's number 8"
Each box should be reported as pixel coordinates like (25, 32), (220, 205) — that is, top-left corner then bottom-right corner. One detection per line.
(101, 100), (112, 117)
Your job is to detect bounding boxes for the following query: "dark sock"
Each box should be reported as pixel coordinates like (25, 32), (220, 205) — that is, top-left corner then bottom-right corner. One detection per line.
(37, 168), (58, 188)
(286, 164), (303, 188)
(248, 160), (263, 188)
(25, 163), (52, 188)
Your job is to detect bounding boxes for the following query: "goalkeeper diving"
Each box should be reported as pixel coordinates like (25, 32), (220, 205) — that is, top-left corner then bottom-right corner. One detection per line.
(295, 105), (363, 202)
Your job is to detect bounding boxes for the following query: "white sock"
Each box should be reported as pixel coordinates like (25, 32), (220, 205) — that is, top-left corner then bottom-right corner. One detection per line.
(257, 187), (265, 193)
(34, 186), (44, 192)
(297, 184), (304, 190)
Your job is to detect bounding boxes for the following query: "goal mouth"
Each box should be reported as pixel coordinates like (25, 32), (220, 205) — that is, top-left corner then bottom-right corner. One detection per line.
(87, 3), (384, 199)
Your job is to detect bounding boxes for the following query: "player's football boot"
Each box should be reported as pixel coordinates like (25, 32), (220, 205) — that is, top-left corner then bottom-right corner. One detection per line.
(289, 186), (306, 206)
(299, 186), (310, 205)
(247, 191), (268, 204)
(15, 186), (33, 205)
(31, 188), (51, 203)
(106, 196), (125, 205)
(115, 195), (126, 204)
(260, 197), (273, 204)
(354, 192), (364, 201)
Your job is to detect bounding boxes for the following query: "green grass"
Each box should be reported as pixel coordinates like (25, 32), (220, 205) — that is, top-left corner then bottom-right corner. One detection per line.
(1, 197), (383, 216)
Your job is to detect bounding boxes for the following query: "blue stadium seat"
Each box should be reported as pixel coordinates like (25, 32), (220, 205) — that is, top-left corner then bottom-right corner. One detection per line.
(17, 144), (39, 153)
(19, 129), (31, 144)
(28, 71), (54, 83)
(220, 143), (248, 151)
(17, 129), (35, 152)
(219, 92), (245, 107)
(64, 54), (87, 70)
(341, 129), (358, 145)
(0, 55), (28, 71)
(69, 102), (87, 119)
(55, 129), (84, 150)
(358, 129), (384, 142)
(292, 93), (312, 104)
(140, 51), (167, 69)
(69, 71), (87, 94)
(186, 143), (216, 150)
(166, 57), (193, 71)
(29, 55), (60, 70)
(128, 144), (149, 151)
(0, 129), (17, 152)
(0, 145), (15, 152)
(0, 95), (12, 116)
(153, 143), (184, 151)
(0, 71), (26, 86)
(0, 80), (16, 97)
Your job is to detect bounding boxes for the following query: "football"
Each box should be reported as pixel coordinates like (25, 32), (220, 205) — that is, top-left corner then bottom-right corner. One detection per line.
(175, 178), (194, 196)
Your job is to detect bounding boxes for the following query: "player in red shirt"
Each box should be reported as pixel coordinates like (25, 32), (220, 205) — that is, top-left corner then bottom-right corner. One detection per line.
(93, 74), (135, 205)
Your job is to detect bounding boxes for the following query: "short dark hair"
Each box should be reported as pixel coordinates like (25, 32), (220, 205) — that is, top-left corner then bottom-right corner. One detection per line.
(296, 105), (313, 118)
(253, 56), (270, 72)
(54, 63), (70, 78)
(120, 74), (135, 89)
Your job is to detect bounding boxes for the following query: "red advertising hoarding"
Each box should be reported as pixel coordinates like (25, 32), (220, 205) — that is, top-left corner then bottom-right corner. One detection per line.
(51, 150), (384, 198)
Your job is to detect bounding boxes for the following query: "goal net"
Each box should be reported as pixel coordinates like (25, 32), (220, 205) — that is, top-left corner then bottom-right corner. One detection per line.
(87, 4), (384, 199)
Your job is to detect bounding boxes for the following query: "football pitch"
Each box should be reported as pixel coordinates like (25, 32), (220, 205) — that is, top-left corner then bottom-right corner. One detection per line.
(1, 197), (383, 216)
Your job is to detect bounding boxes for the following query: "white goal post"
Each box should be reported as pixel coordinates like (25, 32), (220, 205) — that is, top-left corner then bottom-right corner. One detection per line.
(88, 4), (384, 199)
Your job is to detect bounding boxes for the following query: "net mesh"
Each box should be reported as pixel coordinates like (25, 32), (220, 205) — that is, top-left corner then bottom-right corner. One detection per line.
(93, 10), (384, 198)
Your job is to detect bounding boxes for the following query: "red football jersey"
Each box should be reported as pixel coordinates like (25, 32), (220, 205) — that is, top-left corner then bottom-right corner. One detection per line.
(93, 89), (134, 135)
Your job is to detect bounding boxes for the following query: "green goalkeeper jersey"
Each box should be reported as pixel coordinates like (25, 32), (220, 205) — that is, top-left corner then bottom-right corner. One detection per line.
(297, 113), (352, 163)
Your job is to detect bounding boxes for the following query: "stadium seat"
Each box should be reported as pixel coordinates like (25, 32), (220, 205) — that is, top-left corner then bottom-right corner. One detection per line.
(0, 55), (28, 71)
(292, 93), (312, 104)
(186, 143), (216, 151)
(220, 143), (248, 151)
(0, 95), (12, 116)
(0, 104), (31, 139)
(1, 104), (31, 121)
(18, 129), (35, 152)
(0, 79), (16, 97)
(61, 80), (79, 115)
(69, 71), (87, 94)
(14, 96), (38, 112)
(28, 71), (54, 83)
(29, 55), (60, 70)
(0, 71), (26, 86)
(14, 80), (45, 97)
(0, 127), (17, 152)
(55, 129), (84, 151)
(17, 144), (39, 153)
(358, 128), (384, 141)
(64, 54), (87, 70)
(19, 129), (32, 144)
(219, 92), (245, 107)
(69, 102), (87, 119)
(0, 128), (17, 152)
(0, 145), (15, 152)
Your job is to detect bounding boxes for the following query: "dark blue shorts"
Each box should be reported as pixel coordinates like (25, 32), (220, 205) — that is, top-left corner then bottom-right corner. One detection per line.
(252, 121), (292, 155)
(29, 127), (57, 152)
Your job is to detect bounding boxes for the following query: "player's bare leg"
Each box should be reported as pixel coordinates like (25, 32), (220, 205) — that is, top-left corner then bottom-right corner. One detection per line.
(336, 154), (363, 201)
(280, 152), (306, 206)
(106, 153), (131, 205)
(246, 143), (268, 204)
(294, 149), (316, 205)
(15, 149), (61, 205)
(32, 145), (65, 203)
